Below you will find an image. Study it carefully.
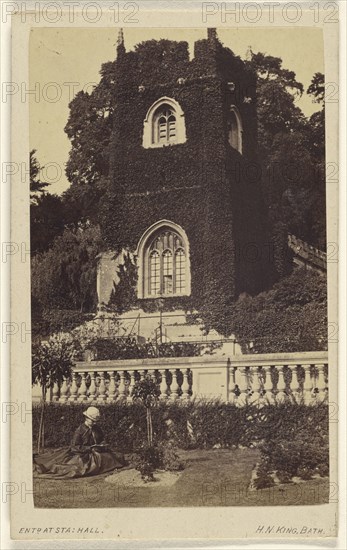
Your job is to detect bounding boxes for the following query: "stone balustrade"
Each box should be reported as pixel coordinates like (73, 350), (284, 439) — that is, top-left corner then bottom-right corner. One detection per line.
(47, 351), (328, 406)
(288, 234), (327, 272)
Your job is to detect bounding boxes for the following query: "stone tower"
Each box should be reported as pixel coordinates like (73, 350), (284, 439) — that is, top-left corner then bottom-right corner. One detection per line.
(98, 29), (268, 337)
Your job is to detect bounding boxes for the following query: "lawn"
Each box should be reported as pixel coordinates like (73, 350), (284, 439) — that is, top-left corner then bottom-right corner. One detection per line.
(33, 448), (329, 508)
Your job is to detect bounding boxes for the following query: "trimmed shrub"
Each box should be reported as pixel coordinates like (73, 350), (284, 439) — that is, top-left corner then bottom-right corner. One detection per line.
(32, 401), (329, 457)
(253, 403), (329, 486)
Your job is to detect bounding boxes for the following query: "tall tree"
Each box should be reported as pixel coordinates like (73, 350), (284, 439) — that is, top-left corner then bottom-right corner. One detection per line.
(63, 62), (117, 223)
(31, 223), (103, 314)
(30, 150), (66, 254)
(246, 53), (326, 253)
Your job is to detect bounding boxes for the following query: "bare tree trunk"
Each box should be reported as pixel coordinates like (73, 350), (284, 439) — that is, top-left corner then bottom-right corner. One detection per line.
(146, 408), (151, 446)
(147, 407), (153, 447)
(37, 385), (46, 454)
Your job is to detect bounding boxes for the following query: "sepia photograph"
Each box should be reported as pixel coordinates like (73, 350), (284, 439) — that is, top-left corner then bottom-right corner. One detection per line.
(27, 24), (333, 511)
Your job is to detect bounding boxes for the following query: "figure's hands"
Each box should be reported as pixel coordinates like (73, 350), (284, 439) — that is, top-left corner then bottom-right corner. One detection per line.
(91, 444), (109, 452)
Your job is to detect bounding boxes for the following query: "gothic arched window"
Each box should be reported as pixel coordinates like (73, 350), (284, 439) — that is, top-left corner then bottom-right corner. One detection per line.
(142, 97), (186, 148)
(136, 221), (191, 298)
(228, 106), (243, 154)
(154, 107), (177, 144)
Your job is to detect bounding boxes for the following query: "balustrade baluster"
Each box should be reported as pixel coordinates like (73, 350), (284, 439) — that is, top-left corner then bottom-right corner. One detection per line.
(170, 369), (180, 401)
(149, 369), (156, 382)
(263, 365), (275, 404)
(77, 372), (88, 402)
(68, 372), (78, 403)
(303, 364), (314, 405)
(117, 370), (127, 401)
(229, 367), (237, 404)
(59, 378), (69, 404)
(235, 366), (248, 406)
(181, 369), (190, 400)
(127, 371), (136, 403)
(316, 363), (328, 403)
(88, 372), (97, 403)
(276, 365), (287, 403)
(289, 365), (302, 404)
(52, 381), (59, 402)
(159, 369), (168, 400)
(249, 366), (261, 404)
(107, 371), (117, 402)
(97, 372), (107, 403)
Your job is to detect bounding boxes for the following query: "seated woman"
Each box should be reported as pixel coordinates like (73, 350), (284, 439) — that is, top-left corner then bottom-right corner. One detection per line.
(34, 406), (126, 478)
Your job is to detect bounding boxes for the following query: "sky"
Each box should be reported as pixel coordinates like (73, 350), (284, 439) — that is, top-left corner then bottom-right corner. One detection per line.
(29, 27), (324, 195)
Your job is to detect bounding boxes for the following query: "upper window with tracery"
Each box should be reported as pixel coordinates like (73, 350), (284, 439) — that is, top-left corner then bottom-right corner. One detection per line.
(143, 97), (186, 148)
(137, 221), (191, 299)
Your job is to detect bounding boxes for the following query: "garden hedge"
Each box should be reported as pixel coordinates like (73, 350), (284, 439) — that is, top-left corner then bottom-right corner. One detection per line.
(33, 401), (329, 456)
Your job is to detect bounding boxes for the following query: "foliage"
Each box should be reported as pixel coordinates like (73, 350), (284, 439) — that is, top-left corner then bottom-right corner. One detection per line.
(32, 335), (77, 452)
(253, 401), (329, 487)
(32, 309), (94, 340)
(108, 253), (138, 314)
(31, 224), (103, 314)
(246, 54), (325, 250)
(30, 150), (67, 255)
(131, 445), (163, 481)
(229, 268), (327, 353)
(31, 193), (68, 256)
(80, 337), (219, 361)
(30, 149), (50, 201)
(62, 61), (117, 223)
(32, 401), (328, 455)
(32, 334), (77, 393)
(307, 72), (325, 104)
(132, 374), (160, 446)
(131, 442), (184, 481)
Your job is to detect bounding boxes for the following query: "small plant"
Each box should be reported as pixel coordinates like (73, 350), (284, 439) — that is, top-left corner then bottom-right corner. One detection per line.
(158, 441), (185, 471)
(133, 445), (163, 482)
(297, 466), (314, 480)
(317, 462), (329, 477)
(276, 470), (292, 484)
(253, 462), (275, 490)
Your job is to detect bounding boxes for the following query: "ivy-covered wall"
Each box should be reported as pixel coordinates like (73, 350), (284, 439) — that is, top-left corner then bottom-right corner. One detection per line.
(99, 35), (270, 329)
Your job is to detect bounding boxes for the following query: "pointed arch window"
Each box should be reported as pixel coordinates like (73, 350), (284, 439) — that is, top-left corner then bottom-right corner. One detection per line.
(143, 97), (186, 148)
(228, 106), (243, 154)
(137, 221), (191, 298)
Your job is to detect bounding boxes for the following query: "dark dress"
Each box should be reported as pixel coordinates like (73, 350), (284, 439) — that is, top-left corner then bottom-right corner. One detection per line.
(33, 422), (126, 478)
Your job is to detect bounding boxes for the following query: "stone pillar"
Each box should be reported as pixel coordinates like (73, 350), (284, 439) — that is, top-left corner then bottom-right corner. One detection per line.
(290, 365), (302, 404)
(107, 371), (117, 402)
(276, 365), (286, 403)
(52, 381), (59, 402)
(303, 365), (313, 405)
(127, 371), (136, 403)
(316, 363), (328, 403)
(249, 366), (261, 404)
(88, 372), (97, 403)
(263, 365), (275, 405)
(117, 370), (127, 401)
(181, 369), (190, 400)
(235, 366), (248, 407)
(68, 372), (78, 403)
(97, 372), (107, 403)
(170, 369), (180, 401)
(78, 372), (88, 403)
(159, 369), (168, 400)
(58, 378), (69, 404)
